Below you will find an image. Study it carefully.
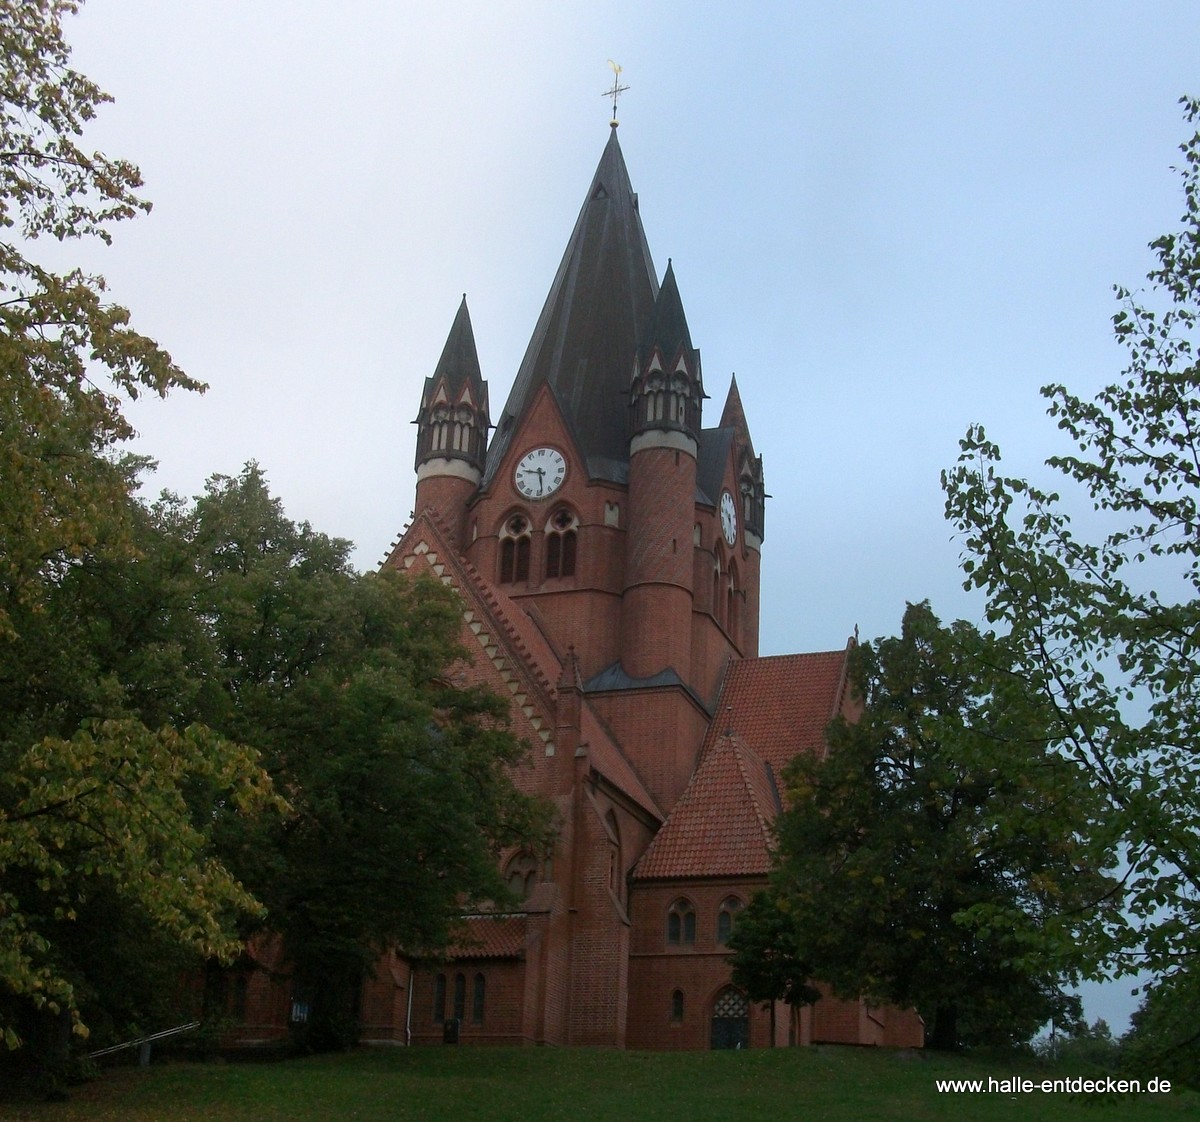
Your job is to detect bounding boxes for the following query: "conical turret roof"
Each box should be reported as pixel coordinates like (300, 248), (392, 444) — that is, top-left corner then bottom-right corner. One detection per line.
(484, 130), (659, 485)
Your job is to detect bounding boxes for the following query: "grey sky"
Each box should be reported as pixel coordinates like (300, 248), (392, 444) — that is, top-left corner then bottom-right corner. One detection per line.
(59, 0), (1200, 1030)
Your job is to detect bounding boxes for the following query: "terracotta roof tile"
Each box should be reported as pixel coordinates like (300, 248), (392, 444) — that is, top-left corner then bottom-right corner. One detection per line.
(705, 649), (852, 778)
(632, 734), (777, 880)
(448, 915), (526, 960)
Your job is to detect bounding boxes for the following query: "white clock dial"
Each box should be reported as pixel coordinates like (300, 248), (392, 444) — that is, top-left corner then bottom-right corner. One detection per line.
(720, 490), (738, 546)
(514, 447), (566, 499)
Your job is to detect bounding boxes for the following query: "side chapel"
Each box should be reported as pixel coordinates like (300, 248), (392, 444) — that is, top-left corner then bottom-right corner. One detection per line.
(241, 125), (923, 1050)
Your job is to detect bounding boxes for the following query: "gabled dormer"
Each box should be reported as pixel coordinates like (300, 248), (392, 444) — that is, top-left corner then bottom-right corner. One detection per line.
(630, 261), (704, 451)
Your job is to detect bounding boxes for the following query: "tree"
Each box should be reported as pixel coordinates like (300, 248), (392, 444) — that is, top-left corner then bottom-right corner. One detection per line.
(183, 467), (554, 1050)
(763, 603), (1112, 1049)
(727, 892), (819, 1046)
(1122, 969), (1200, 1089)
(0, 0), (276, 1059)
(943, 97), (1200, 991)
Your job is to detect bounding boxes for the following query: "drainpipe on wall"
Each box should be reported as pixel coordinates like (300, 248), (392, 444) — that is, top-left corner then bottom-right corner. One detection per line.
(405, 962), (415, 1047)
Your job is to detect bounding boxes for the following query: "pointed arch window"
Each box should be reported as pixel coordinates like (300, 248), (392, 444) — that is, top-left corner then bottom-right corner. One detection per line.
(499, 514), (531, 584)
(726, 561), (740, 642)
(432, 405), (451, 452)
(453, 973), (466, 1022)
(711, 986), (750, 1050)
(505, 851), (539, 900)
(545, 508), (579, 579)
(667, 899), (696, 946)
(671, 989), (685, 1022)
(433, 973), (447, 1023)
(717, 896), (743, 945)
(472, 973), (486, 1025)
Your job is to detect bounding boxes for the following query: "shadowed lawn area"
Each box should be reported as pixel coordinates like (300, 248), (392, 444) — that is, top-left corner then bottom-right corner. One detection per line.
(3, 1046), (1197, 1122)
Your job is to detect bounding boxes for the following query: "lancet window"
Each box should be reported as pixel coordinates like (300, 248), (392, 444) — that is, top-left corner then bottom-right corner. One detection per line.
(545, 507), (579, 579)
(667, 898), (696, 946)
(499, 513), (531, 584)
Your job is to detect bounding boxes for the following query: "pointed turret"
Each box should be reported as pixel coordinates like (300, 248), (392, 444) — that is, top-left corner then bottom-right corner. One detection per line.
(630, 260), (704, 449)
(719, 376), (765, 547)
(413, 296), (490, 546)
(484, 130), (658, 485)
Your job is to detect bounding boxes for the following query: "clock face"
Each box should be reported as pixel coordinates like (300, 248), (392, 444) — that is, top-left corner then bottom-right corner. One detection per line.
(720, 490), (738, 546)
(514, 447), (566, 499)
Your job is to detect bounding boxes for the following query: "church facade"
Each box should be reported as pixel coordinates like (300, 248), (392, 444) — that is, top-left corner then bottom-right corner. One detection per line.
(241, 128), (922, 1050)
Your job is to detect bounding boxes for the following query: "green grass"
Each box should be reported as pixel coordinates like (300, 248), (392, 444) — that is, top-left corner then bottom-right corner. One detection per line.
(3, 1046), (1197, 1122)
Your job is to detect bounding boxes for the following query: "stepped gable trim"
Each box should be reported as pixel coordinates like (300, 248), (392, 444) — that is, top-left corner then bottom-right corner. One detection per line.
(387, 509), (557, 737)
(630, 733), (776, 881)
(384, 512), (663, 818)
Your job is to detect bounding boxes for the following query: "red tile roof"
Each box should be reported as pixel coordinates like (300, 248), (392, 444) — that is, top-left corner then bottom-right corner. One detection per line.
(448, 915), (526, 960)
(632, 734), (778, 880)
(705, 649), (852, 778)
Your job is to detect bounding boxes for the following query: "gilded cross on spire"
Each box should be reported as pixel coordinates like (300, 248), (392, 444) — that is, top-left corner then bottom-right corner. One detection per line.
(603, 60), (628, 128)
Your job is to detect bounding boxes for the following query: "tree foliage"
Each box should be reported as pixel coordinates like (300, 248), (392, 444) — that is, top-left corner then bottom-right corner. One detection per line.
(762, 604), (1112, 1049)
(943, 96), (1200, 991)
(0, 0), (274, 1056)
(184, 467), (554, 1050)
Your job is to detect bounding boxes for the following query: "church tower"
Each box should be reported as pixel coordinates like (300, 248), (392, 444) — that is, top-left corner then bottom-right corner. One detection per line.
(413, 295), (489, 549)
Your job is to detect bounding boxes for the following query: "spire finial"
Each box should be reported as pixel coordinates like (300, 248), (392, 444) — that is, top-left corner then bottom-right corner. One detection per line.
(603, 60), (628, 128)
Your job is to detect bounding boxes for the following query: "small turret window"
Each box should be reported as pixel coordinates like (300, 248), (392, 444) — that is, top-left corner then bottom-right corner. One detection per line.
(499, 514), (531, 584)
(545, 508), (579, 579)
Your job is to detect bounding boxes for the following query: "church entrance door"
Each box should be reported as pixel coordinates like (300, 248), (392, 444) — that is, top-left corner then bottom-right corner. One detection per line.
(710, 986), (749, 1050)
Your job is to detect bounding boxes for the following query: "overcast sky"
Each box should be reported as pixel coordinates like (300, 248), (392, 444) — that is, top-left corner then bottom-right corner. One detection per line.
(58, 0), (1199, 1030)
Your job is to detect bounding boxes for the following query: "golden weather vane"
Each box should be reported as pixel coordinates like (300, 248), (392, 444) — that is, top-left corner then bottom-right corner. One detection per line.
(603, 60), (629, 127)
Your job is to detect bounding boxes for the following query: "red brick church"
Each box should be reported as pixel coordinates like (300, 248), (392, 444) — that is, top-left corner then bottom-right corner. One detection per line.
(242, 126), (922, 1050)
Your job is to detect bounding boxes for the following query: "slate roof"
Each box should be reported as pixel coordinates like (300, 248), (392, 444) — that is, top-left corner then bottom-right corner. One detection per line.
(632, 733), (779, 880)
(704, 650), (853, 778)
(484, 129), (659, 487)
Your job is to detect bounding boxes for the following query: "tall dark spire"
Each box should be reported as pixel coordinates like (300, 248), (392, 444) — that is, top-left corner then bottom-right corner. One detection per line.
(484, 130), (659, 485)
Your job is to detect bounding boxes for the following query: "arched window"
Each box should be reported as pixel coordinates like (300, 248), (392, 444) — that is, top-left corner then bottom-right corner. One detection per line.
(472, 973), (486, 1025)
(712, 550), (723, 626)
(667, 899), (696, 946)
(605, 810), (622, 902)
(711, 986), (750, 1050)
(671, 989), (685, 1022)
(545, 508), (579, 579)
(717, 896), (743, 945)
(453, 973), (466, 1022)
(726, 561), (740, 641)
(433, 973), (446, 1023)
(505, 852), (539, 900)
(499, 513), (531, 584)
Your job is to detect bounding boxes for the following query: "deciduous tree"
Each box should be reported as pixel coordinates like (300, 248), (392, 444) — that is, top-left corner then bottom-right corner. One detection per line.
(0, 0), (275, 1057)
(943, 97), (1200, 995)
(763, 604), (1112, 1049)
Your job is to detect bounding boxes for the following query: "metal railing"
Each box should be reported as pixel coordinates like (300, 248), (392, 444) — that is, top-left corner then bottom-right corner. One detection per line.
(88, 1020), (201, 1062)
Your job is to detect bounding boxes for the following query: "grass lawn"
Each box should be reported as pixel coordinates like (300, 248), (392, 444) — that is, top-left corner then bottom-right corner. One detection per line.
(3, 1046), (1197, 1122)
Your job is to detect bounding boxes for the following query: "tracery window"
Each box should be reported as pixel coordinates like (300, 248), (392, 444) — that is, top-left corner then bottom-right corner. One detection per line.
(667, 898), (696, 946)
(717, 896), (743, 945)
(544, 508), (579, 579)
(505, 852), (539, 900)
(499, 513), (531, 584)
